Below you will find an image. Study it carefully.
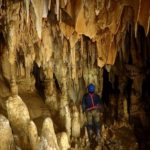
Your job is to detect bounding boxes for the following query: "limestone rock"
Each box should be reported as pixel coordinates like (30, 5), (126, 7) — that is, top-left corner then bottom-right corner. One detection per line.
(31, 0), (44, 39)
(57, 132), (70, 150)
(0, 115), (15, 150)
(38, 117), (59, 150)
(59, 89), (71, 138)
(0, 0), (150, 149)
(6, 95), (30, 133)
(6, 81), (30, 149)
(28, 120), (39, 150)
(71, 104), (80, 138)
(137, 0), (150, 35)
(75, 0), (97, 38)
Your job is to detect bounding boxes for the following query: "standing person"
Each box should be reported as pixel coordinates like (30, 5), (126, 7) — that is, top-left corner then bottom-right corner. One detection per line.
(82, 83), (103, 144)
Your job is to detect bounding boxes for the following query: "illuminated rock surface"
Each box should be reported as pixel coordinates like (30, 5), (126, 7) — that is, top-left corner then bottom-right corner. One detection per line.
(0, 0), (150, 149)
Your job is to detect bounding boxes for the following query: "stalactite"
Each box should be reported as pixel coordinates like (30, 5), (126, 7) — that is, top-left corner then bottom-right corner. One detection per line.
(98, 68), (103, 95)
(55, 0), (60, 21)
(147, 16), (150, 35)
(96, 36), (106, 68)
(7, 22), (17, 65)
(107, 38), (117, 65)
(64, 0), (67, 6)
(137, 0), (150, 35)
(41, 24), (53, 65)
(95, 0), (103, 16)
(63, 38), (68, 63)
(48, 0), (51, 10)
(31, 0), (43, 39)
(43, 0), (49, 18)
(71, 46), (76, 80)
(81, 35), (84, 57)
(24, 0), (30, 23)
(0, 0), (2, 7)
(121, 31), (129, 63)
(75, 0), (96, 38)
(60, 0), (65, 8)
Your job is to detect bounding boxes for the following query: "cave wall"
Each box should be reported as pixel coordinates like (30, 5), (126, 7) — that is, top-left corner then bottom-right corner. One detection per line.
(0, 0), (150, 149)
(0, 0), (149, 103)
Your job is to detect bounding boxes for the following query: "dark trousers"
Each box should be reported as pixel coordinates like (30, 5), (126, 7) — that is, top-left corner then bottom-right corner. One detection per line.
(86, 109), (100, 136)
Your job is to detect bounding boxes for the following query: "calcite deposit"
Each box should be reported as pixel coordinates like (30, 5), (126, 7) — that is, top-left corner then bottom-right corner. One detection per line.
(0, 0), (150, 149)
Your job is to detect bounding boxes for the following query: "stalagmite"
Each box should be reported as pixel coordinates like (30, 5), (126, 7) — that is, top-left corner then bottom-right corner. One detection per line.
(65, 105), (71, 139)
(45, 79), (58, 116)
(0, 115), (15, 150)
(71, 104), (80, 138)
(57, 132), (70, 150)
(28, 120), (39, 150)
(123, 98), (129, 121)
(118, 77), (127, 122)
(38, 117), (59, 150)
(1, 48), (11, 81)
(6, 78), (30, 149)
(109, 95), (117, 123)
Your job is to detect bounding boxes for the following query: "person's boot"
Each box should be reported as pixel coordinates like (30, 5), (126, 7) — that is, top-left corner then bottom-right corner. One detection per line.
(86, 124), (94, 145)
(95, 128), (102, 145)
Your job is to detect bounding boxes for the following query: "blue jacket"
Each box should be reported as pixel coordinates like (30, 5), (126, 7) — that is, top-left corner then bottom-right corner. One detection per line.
(82, 93), (103, 112)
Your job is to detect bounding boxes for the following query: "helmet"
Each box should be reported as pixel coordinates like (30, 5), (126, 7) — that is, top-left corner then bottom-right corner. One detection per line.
(88, 84), (95, 93)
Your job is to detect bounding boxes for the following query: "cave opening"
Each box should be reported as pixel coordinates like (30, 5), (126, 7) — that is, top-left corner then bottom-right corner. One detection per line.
(102, 68), (113, 106)
(32, 62), (45, 99)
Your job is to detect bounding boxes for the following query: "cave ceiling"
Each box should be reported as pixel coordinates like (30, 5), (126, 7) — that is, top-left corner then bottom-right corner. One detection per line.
(0, 0), (149, 104)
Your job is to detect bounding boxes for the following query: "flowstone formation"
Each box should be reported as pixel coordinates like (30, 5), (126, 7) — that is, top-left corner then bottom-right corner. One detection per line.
(0, 0), (150, 150)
